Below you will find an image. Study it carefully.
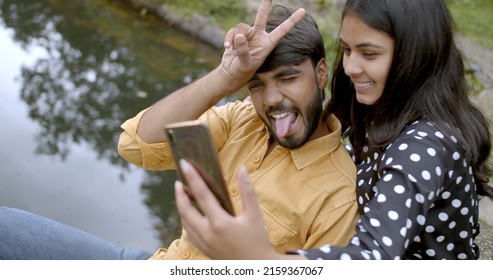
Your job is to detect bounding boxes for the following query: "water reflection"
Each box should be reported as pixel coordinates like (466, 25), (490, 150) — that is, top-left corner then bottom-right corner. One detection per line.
(0, 0), (223, 250)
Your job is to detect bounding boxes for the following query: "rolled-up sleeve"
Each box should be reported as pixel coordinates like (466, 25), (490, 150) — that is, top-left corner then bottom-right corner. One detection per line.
(118, 109), (174, 171)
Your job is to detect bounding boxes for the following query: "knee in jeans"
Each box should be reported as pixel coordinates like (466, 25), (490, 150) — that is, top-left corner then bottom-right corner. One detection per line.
(0, 206), (11, 217)
(0, 207), (27, 221)
(0, 206), (16, 215)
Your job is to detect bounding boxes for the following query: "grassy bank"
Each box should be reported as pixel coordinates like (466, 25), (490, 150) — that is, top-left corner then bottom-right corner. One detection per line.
(135, 0), (247, 28)
(447, 0), (493, 49)
(133, 0), (493, 50)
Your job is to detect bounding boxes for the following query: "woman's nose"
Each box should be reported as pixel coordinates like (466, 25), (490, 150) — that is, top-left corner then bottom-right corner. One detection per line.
(344, 57), (363, 76)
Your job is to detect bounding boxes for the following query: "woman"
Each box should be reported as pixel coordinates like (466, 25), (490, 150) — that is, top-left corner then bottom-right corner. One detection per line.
(175, 0), (493, 260)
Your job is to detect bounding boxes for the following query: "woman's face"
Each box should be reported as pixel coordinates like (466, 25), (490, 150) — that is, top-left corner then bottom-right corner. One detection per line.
(339, 14), (394, 105)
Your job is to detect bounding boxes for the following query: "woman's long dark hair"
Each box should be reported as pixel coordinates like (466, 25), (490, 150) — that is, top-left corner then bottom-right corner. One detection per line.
(325, 0), (493, 197)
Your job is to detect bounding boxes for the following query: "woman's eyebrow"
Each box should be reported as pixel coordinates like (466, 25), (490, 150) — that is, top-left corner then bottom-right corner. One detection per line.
(339, 38), (384, 49)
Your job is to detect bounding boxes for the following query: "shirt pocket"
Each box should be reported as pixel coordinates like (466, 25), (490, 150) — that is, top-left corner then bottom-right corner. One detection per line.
(259, 205), (297, 253)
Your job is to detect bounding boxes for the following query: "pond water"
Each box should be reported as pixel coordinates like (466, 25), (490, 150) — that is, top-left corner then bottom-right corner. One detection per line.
(0, 0), (223, 252)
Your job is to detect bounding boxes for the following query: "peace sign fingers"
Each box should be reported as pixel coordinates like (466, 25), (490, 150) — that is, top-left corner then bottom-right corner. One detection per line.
(217, 0), (306, 93)
(250, 0), (306, 43)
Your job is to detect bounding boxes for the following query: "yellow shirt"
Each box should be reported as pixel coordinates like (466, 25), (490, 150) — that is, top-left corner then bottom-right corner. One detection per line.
(118, 100), (359, 260)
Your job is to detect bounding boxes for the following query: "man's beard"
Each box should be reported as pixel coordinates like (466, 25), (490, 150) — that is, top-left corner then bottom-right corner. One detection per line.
(262, 88), (324, 150)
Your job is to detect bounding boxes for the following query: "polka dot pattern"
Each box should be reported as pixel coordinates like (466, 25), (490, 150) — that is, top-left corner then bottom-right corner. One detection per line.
(297, 119), (480, 260)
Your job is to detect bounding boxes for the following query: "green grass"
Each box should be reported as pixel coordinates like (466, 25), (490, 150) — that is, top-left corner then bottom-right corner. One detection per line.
(138, 0), (493, 49)
(447, 0), (493, 49)
(160, 0), (247, 29)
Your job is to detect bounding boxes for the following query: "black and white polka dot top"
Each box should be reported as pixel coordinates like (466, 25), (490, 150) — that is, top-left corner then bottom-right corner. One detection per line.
(295, 118), (480, 259)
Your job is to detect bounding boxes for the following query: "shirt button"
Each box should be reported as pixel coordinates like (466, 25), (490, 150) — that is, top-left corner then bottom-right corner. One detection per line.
(180, 249), (190, 259)
(230, 187), (239, 197)
(252, 155), (261, 163)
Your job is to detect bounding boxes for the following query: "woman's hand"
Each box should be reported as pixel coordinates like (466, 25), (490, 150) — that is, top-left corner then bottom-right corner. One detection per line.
(175, 159), (292, 259)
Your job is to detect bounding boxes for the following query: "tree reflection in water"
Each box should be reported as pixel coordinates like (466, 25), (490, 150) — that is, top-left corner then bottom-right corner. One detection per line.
(0, 0), (222, 247)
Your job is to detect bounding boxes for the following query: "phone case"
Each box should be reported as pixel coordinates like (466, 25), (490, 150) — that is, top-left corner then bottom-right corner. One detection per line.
(164, 120), (235, 215)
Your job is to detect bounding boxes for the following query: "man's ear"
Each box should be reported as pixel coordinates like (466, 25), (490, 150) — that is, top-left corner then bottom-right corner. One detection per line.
(316, 58), (329, 90)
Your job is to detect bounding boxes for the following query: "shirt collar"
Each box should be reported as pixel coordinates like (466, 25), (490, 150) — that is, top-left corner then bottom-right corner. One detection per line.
(290, 114), (342, 170)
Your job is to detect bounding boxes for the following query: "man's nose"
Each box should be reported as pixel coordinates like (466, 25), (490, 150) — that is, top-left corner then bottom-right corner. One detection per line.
(263, 84), (284, 107)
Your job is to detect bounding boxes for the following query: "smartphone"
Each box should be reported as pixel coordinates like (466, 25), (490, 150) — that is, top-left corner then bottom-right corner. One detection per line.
(164, 120), (235, 216)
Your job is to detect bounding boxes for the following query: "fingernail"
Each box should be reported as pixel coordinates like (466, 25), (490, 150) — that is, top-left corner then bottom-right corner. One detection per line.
(236, 35), (246, 44)
(224, 41), (231, 48)
(239, 165), (248, 179)
(174, 180), (182, 191)
(179, 159), (190, 173)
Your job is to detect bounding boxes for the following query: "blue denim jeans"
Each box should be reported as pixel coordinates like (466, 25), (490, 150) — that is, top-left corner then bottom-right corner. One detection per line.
(0, 207), (153, 260)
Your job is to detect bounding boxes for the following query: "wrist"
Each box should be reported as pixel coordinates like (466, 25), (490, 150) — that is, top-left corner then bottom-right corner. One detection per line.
(214, 65), (248, 94)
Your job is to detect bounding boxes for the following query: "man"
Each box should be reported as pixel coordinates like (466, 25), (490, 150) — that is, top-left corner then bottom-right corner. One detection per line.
(118, 0), (359, 260)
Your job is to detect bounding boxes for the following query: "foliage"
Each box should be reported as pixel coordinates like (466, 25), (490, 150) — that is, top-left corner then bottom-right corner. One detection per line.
(161, 0), (247, 29)
(138, 0), (493, 50)
(446, 0), (493, 49)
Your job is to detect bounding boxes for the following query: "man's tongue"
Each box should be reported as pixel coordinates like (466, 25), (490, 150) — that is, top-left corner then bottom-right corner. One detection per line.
(274, 113), (297, 138)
